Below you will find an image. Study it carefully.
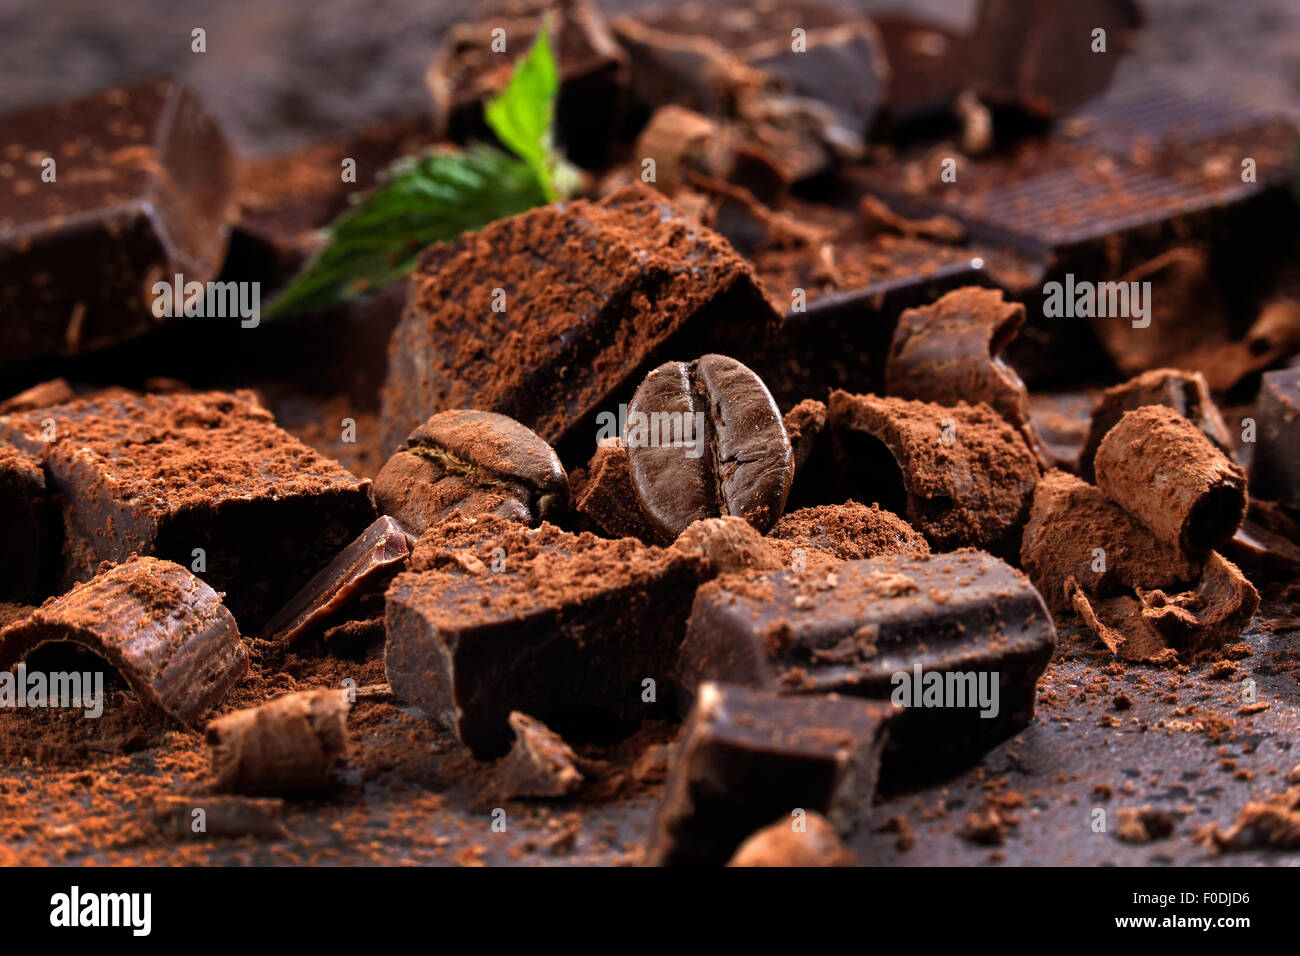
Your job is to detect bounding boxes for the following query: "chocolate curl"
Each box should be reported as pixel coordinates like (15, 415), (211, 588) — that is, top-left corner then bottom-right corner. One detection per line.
(886, 288), (1049, 468)
(206, 688), (350, 794)
(1079, 368), (1233, 482)
(1094, 405), (1248, 554)
(0, 556), (247, 728)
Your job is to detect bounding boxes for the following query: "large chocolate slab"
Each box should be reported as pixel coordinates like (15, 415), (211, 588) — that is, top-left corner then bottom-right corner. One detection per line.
(0, 556), (247, 727)
(0, 390), (376, 629)
(384, 518), (706, 758)
(0, 80), (235, 364)
(647, 681), (894, 866)
(380, 183), (781, 455)
(678, 551), (1056, 768)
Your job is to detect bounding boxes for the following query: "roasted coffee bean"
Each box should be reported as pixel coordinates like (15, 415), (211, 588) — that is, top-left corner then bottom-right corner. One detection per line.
(625, 354), (793, 542)
(374, 410), (568, 533)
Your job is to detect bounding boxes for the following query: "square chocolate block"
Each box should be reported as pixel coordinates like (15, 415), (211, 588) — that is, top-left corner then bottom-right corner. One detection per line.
(647, 681), (896, 866)
(380, 182), (781, 455)
(0, 390), (376, 629)
(384, 517), (706, 757)
(0, 80), (235, 364)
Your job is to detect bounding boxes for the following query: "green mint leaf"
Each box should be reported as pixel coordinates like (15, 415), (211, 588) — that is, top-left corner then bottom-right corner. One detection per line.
(484, 23), (565, 201)
(264, 146), (546, 318)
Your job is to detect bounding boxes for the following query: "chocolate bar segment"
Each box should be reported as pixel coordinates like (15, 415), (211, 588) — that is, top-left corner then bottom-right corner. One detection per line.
(647, 681), (894, 866)
(678, 552), (1056, 768)
(380, 183), (781, 455)
(0, 80), (235, 363)
(384, 520), (706, 758)
(0, 390), (377, 629)
(0, 556), (247, 728)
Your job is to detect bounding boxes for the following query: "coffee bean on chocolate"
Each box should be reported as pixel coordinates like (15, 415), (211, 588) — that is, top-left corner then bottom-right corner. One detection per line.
(1249, 368), (1300, 511)
(374, 410), (567, 534)
(206, 688), (350, 795)
(0, 556), (248, 728)
(1094, 405), (1248, 554)
(626, 354), (793, 542)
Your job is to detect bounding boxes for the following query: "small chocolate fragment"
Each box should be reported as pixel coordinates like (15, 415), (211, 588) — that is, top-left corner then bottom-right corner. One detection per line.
(261, 516), (415, 644)
(1094, 405), (1248, 554)
(206, 688), (350, 795)
(427, 0), (627, 169)
(727, 811), (855, 867)
(968, 0), (1143, 117)
(1249, 368), (1300, 511)
(783, 398), (826, 477)
(0, 379), (75, 414)
(0, 80), (235, 363)
(0, 556), (248, 728)
(385, 520), (706, 758)
(770, 502), (931, 562)
(573, 441), (659, 542)
(1080, 368), (1233, 482)
(497, 711), (584, 799)
(0, 446), (50, 602)
(827, 391), (1040, 554)
(0, 390), (377, 629)
(374, 410), (568, 534)
(626, 354), (793, 541)
(380, 183), (781, 454)
(672, 516), (785, 575)
(647, 682), (894, 867)
(886, 287), (1048, 467)
(678, 552), (1056, 768)
(1225, 519), (1300, 580)
(872, 13), (968, 124)
(151, 795), (287, 841)
(634, 106), (787, 201)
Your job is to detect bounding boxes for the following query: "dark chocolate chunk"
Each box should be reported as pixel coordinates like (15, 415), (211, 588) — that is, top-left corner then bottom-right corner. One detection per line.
(783, 398), (826, 477)
(1094, 405), (1247, 554)
(827, 391), (1040, 554)
(0, 445), (51, 602)
(206, 688), (350, 795)
(634, 106), (788, 204)
(678, 552), (1056, 769)
(886, 287), (1049, 466)
(0, 556), (248, 728)
(151, 795), (287, 841)
(375, 410), (567, 534)
(1226, 519), (1300, 580)
(626, 354), (793, 541)
(647, 681), (894, 866)
(1079, 368), (1233, 482)
(1249, 368), (1300, 511)
(384, 520), (707, 758)
(261, 516), (415, 644)
(497, 711), (585, 799)
(727, 810), (854, 867)
(968, 0), (1143, 117)
(0, 390), (377, 629)
(427, 0), (628, 169)
(0, 80), (235, 364)
(380, 183), (781, 455)
(572, 441), (659, 542)
(871, 13), (968, 124)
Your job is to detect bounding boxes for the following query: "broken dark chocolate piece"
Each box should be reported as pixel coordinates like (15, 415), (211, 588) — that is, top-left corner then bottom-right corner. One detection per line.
(1094, 405), (1247, 554)
(374, 410), (568, 533)
(206, 688), (350, 795)
(678, 551), (1055, 768)
(968, 0), (1143, 117)
(1249, 368), (1300, 511)
(261, 516), (414, 644)
(380, 183), (781, 455)
(672, 516), (786, 575)
(497, 711), (584, 798)
(1079, 368), (1233, 482)
(384, 520), (706, 758)
(1225, 519), (1300, 580)
(886, 287), (1048, 466)
(647, 681), (894, 866)
(0, 446), (51, 602)
(727, 810), (854, 867)
(0, 390), (377, 629)
(0, 556), (248, 728)
(770, 502), (931, 562)
(827, 391), (1040, 554)
(783, 398), (826, 477)
(0, 80), (235, 364)
(573, 441), (659, 542)
(626, 354), (793, 541)
(427, 0), (628, 169)
(151, 795), (287, 841)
